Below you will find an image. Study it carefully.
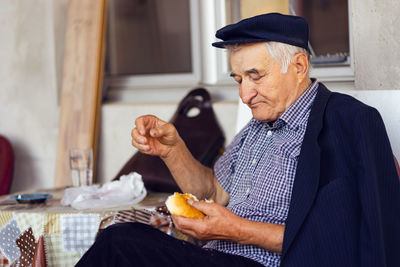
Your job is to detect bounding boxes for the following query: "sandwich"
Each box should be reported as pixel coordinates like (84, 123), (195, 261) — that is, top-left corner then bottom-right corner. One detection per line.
(165, 192), (208, 219)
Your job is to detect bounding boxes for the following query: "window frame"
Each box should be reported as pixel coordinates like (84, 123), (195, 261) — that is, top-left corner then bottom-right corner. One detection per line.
(104, 0), (201, 94)
(297, 0), (355, 82)
(210, 0), (355, 84)
(104, 0), (354, 102)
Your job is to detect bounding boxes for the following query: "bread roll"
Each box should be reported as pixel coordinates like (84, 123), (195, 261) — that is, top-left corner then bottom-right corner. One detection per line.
(165, 192), (205, 219)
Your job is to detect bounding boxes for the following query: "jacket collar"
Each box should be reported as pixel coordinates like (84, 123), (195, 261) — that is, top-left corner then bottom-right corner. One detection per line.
(281, 83), (332, 258)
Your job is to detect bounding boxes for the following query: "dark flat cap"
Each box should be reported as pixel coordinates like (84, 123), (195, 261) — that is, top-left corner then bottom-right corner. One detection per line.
(212, 13), (309, 50)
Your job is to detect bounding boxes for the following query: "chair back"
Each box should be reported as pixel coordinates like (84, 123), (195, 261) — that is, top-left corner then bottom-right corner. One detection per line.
(0, 135), (14, 195)
(394, 156), (400, 181)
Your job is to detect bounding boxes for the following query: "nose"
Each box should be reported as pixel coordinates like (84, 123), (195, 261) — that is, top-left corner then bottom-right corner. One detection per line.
(239, 80), (257, 105)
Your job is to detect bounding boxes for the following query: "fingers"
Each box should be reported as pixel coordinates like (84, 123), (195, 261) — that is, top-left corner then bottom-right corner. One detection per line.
(172, 215), (194, 227)
(149, 122), (177, 144)
(134, 115), (172, 138)
(134, 115), (165, 135)
(131, 127), (146, 144)
(172, 215), (206, 239)
(131, 115), (179, 156)
(134, 115), (153, 136)
(172, 215), (204, 230)
(188, 200), (217, 216)
(131, 128), (150, 152)
(172, 203), (240, 242)
(131, 115), (164, 152)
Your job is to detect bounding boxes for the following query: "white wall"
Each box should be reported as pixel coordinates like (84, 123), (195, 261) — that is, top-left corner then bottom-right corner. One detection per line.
(0, 0), (62, 192)
(352, 0), (400, 90)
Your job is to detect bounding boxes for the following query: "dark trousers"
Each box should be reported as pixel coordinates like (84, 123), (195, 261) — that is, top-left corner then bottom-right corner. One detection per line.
(76, 222), (264, 267)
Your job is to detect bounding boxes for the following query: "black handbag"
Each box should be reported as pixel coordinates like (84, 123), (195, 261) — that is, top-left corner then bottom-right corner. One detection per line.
(114, 88), (226, 192)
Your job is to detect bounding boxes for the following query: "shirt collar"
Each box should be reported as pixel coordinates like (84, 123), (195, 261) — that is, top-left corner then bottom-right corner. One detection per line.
(278, 78), (319, 129)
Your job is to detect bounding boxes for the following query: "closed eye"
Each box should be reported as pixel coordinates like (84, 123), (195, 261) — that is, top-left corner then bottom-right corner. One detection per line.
(230, 72), (242, 84)
(234, 77), (242, 84)
(249, 74), (261, 81)
(246, 68), (264, 81)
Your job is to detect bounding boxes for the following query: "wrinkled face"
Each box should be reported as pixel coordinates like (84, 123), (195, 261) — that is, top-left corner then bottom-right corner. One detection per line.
(229, 42), (301, 122)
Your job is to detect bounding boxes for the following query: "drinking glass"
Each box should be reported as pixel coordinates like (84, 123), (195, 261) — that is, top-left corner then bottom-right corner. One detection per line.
(69, 148), (93, 186)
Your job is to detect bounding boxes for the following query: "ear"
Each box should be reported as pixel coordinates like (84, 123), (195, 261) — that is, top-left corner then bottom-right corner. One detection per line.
(292, 52), (309, 80)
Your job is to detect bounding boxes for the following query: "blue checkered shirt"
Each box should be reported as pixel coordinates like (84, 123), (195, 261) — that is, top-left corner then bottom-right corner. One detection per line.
(204, 80), (319, 266)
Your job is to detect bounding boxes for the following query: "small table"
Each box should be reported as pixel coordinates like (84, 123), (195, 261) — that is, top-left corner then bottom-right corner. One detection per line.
(0, 187), (168, 266)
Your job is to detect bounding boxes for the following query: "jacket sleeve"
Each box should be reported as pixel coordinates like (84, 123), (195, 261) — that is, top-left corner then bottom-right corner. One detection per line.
(355, 106), (400, 267)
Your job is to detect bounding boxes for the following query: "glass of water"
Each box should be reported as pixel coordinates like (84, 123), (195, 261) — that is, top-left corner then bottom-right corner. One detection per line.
(69, 148), (93, 187)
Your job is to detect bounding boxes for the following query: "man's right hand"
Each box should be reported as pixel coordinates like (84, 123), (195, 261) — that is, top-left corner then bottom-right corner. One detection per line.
(131, 115), (180, 159)
(131, 115), (228, 205)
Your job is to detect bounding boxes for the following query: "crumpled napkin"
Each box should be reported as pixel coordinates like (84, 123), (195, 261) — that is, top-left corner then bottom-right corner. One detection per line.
(61, 172), (147, 210)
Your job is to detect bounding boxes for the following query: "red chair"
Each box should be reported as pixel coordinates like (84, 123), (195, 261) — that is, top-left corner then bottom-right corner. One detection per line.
(0, 135), (13, 195)
(395, 155), (400, 181)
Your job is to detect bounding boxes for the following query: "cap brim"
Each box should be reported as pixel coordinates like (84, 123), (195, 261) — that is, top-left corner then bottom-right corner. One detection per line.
(212, 39), (309, 53)
(212, 38), (271, 48)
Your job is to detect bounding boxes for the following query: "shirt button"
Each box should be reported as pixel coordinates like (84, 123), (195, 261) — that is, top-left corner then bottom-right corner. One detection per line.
(245, 188), (250, 195)
(252, 159), (257, 165)
(267, 130), (273, 136)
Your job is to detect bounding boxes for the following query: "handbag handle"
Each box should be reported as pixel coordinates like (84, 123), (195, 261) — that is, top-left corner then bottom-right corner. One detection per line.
(177, 88), (212, 118)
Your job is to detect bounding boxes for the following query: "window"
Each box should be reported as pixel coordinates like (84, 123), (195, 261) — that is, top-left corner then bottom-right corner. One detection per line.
(221, 0), (354, 81)
(291, 0), (350, 66)
(104, 0), (353, 102)
(290, 0), (354, 81)
(104, 0), (201, 101)
(105, 0), (192, 75)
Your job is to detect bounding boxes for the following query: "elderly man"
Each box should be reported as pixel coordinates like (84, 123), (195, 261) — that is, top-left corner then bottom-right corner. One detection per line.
(77, 13), (400, 267)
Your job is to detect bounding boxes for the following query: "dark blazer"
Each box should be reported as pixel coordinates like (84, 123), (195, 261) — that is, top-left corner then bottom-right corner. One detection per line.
(281, 84), (400, 266)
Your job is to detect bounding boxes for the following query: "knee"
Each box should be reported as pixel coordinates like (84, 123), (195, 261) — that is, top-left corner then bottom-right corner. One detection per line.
(98, 222), (156, 243)
(107, 222), (154, 233)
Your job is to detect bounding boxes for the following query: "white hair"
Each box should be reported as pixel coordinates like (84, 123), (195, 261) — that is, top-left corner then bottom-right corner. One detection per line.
(226, 42), (310, 74)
